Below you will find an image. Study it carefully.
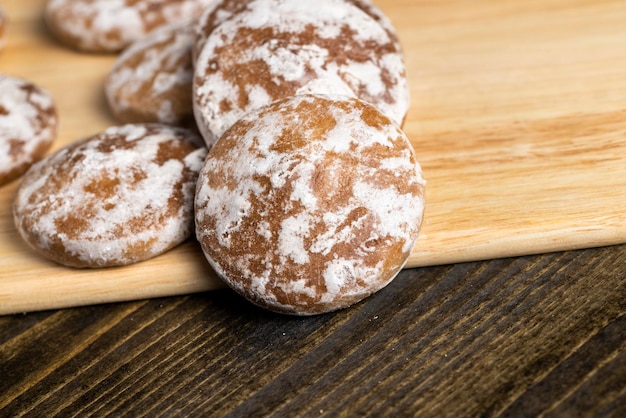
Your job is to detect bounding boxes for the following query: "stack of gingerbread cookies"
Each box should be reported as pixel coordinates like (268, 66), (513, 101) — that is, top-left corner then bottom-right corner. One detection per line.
(10, 0), (426, 315)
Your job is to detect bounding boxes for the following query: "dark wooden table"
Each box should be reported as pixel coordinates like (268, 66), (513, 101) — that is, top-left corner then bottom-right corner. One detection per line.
(1, 244), (624, 417)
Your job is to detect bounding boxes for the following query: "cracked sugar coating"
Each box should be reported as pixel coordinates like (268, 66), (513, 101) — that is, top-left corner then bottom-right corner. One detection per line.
(14, 124), (208, 268)
(195, 94), (425, 315)
(106, 23), (195, 125)
(45, 0), (213, 52)
(193, 0), (409, 147)
(0, 74), (58, 187)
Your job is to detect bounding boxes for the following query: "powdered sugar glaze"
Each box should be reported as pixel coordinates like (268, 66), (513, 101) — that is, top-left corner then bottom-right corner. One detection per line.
(45, 0), (214, 52)
(14, 124), (207, 268)
(195, 95), (425, 315)
(0, 75), (57, 186)
(106, 23), (195, 124)
(193, 0), (409, 146)
(191, 0), (400, 62)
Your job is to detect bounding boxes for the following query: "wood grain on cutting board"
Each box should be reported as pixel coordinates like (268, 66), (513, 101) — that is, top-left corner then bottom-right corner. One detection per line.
(1, 0), (625, 314)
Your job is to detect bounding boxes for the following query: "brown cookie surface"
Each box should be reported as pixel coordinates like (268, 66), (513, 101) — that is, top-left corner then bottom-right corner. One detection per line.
(195, 94), (425, 315)
(193, 0), (409, 146)
(14, 124), (208, 268)
(105, 23), (195, 125)
(45, 0), (213, 52)
(0, 74), (58, 187)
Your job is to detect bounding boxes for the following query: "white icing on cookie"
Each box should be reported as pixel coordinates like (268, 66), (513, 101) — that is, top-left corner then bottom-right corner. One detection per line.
(195, 94), (425, 315)
(106, 23), (195, 125)
(0, 74), (57, 186)
(14, 124), (208, 268)
(193, 0), (409, 147)
(192, 0), (402, 63)
(45, 0), (214, 52)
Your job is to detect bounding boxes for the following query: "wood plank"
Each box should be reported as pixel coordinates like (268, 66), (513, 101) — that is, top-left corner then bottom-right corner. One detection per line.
(1, 245), (624, 415)
(1, 0), (626, 314)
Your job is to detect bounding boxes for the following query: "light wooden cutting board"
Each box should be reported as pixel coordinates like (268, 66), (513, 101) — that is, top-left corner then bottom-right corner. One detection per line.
(1, 0), (626, 315)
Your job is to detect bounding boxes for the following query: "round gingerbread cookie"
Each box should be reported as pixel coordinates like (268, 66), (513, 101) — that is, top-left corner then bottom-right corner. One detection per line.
(0, 74), (58, 187)
(195, 94), (425, 315)
(105, 23), (195, 125)
(193, 0), (409, 147)
(14, 123), (208, 268)
(192, 0), (402, 62)
(44, 0), (213, 53)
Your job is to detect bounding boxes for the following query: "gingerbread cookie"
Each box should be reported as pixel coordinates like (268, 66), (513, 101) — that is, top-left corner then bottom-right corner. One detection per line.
(45, 0), (212, 52)
(105, 23), (195, 125)
(14, 124), (208, 268)
(192, 0), (402, 62)
(195, 94), (425, 315)
(0, 74), (58, 187)
(193, 0), (410, 146)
